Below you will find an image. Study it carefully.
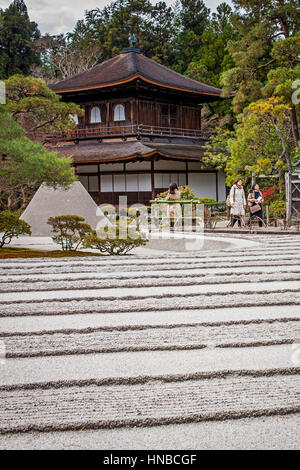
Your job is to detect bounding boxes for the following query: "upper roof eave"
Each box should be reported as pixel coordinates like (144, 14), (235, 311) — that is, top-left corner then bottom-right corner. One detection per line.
(49, 51), (224, 98)
(50, 73), (223, 98)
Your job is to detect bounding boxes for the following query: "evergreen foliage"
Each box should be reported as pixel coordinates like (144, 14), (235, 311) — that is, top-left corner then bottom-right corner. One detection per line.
(0, 211), (31, 247)
(0, 0), (40, 78)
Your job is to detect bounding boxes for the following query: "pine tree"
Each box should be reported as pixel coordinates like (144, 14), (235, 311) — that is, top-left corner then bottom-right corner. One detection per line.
(221, 0), (299, 142)
(186, 4), (237, 88)
(0, 0), (40, 79)
(0, 106), (75, 210)
(173, 0), (210, 73)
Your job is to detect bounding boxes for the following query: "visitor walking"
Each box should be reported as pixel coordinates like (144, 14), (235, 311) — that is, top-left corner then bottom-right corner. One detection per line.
(166, 182), (182, 227)
(247, 183), (264, 227)
(229, 178), (246, 227)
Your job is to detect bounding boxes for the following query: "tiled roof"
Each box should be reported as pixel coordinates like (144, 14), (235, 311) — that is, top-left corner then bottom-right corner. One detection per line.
(50, 140), (206, 164)
(50, 51), (222, 97)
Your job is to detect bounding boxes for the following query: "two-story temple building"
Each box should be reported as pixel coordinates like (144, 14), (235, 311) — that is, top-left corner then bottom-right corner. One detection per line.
(48, 45), (226, 206)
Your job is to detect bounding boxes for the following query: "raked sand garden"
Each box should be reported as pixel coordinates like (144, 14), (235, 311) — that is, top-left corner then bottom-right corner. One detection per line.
(0, 232), (299, 449)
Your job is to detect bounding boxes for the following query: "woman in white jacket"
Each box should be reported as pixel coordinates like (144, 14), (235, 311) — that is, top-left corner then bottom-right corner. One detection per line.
(229, 178), (246, 227)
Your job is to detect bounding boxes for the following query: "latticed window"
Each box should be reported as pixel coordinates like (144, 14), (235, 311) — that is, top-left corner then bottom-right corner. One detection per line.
(114, 104), (126, 121)
(90, 107), (101, 123)
(161, 105), (169, 127)
(170, 105), (177, 128)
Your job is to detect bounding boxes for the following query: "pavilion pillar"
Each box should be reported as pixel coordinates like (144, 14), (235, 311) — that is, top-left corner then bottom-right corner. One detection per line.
(151, 158), (155, 200)
(106, 103), (110, 128)
(98, 163), (101, 205)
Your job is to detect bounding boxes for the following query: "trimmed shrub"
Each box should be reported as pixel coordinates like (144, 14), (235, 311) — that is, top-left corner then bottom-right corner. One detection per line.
(0, 212), (31, 248)
(156, 185), (197, 200)
(268, 200), (286, 219)
(155, 187), (219, 205)
(47, 215), (93, 251)
(198, 198), (216, 204)
(82, 225), (148, 255)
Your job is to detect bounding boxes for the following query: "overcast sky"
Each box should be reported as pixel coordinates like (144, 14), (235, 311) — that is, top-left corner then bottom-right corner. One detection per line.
(0, 0), (233, 35)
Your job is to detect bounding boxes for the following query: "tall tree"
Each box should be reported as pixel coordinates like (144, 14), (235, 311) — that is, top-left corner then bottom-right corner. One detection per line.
(5, 75), (83, 140)
(225, 98), (296, 186)
(263, 34), (300, 144)
(0, 107), (75, 211)
(34, 34), (102, 80)
(69, 0), (176, 66)
(173, 0), (210, 73)
(221, 0), (299, 142)
(0, 0), (40, 79)
(232, 0), (299, 38)
(186, 3), (238, 122)
(186, 3), (233, 85)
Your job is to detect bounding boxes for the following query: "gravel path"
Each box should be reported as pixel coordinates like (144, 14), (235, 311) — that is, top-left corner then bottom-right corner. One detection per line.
(0, 233), (300, 449)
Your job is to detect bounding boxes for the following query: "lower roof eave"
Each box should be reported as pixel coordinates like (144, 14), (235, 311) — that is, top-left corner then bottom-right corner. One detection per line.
(72, 151), (203, 164)
(50, 140), (209, 165)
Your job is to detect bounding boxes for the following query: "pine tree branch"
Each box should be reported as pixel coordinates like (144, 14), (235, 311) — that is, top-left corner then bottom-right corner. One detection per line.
(250, 58), (276, 78)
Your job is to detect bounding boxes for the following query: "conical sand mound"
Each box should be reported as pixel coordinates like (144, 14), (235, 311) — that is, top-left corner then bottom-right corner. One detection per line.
(21, 182), (108, 236)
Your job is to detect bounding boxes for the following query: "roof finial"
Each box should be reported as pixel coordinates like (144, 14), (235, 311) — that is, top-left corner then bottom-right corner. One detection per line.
(122, 33), (141, 54)
(128, 32), (137, 48)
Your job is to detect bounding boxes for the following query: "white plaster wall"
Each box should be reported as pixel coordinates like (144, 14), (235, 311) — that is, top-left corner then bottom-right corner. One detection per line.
(188, 173), (217, 199)
(114, 175), (126, 191)
(138, 174), (151, 191)
(126, 174), (139, 191)
(100, 174), (152, 192)
(100, 175), (113, 192)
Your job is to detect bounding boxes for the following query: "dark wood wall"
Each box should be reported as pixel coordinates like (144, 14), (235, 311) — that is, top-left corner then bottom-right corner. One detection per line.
(78, 98), (201, 131)
(81, 99), (133, 128)
(137, 100), (201, 130)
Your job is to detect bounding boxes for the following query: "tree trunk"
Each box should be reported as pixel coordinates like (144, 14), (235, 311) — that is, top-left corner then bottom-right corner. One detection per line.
(270, 115), (292, 173)
(289, 106), (299, 146)
(20, 188), (27, 211)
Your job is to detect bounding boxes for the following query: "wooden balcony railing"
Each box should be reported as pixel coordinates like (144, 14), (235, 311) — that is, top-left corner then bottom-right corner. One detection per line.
(46, 124), (204, 142)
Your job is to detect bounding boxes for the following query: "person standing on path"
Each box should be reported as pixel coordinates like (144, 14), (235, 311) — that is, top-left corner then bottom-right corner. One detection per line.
(166, 182), (182, 228)
(247, 183), (264, 227)
(229, 178), (246, 227)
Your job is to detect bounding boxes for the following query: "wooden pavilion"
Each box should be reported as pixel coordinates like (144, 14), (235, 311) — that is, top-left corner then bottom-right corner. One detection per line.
(47, 45), (227, 205)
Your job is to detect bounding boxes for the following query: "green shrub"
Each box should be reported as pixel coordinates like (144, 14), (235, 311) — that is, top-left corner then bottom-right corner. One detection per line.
(156, 185), (197, 200)
(0, 212), (31, 248)
(99, 205), (146, 224)
(82, 225), (148, 255)
(47, 215), (93, 251)
(198, 198), (216, 204)
(268, 200), (286, 219)
(155, 187), (218, 205)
